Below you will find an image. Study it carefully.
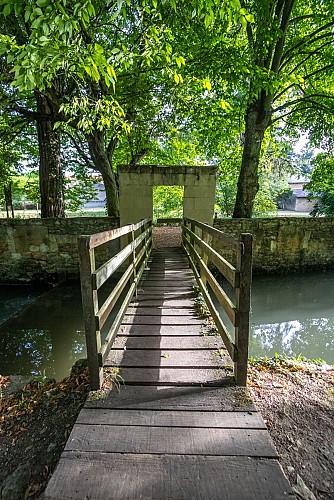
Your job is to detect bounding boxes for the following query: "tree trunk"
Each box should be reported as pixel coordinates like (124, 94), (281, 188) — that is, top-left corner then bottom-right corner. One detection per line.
(35, 90), (64, 218)
(4, 183), (14, 218)
(88, 131), (119, 217)
(233, 99), (272, 218)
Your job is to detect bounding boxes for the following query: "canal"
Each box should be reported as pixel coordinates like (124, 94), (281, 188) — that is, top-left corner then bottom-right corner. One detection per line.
(0, 270), (333, 380)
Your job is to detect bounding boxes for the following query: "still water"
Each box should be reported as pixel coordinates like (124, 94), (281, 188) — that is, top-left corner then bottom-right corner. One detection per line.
(0, 284), (50, 327)
(250, 271), (334, 364)
(0, 282), (85, 380)
(1, 270), (333, 380)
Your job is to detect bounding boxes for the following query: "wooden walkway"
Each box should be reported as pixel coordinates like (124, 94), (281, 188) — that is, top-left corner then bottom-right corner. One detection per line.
(45, 248), (294, 500)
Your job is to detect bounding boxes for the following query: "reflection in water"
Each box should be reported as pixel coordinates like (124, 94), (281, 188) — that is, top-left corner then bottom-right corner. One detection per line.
(1, 270), (333, 380)
(0, 282), (85, 380)
(250, 271), (334, 363)
(0, 284), (50, 326)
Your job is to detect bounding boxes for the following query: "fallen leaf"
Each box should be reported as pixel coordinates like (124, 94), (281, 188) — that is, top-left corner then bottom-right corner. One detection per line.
(293, 474), (317, 500)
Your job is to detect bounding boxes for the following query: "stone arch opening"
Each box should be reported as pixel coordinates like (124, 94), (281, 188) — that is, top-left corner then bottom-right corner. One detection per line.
(118, 165), (217, 226)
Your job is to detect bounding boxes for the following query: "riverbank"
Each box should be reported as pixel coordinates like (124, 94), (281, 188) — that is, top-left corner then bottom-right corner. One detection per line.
(0, 357), (333, 499)
(248, 356), (334, 500)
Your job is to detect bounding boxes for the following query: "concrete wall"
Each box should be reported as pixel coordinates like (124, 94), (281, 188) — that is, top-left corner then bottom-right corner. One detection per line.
(118, 165), (217, 226)
(213, 217), (334, 273)
(0, 218), (119, 283)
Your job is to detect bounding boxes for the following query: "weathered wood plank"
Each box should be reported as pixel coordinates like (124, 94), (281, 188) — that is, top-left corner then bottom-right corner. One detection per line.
(65, 425), (277, 457)
(139, 279), (193, 287)
(116, 367), (231, 385)
(141, 270), (191, 276)
(112, 335), (223, 349)
(136, 288), (194, 296)
(125, 307), (196, 316)
(47, 453), (294, 500)
(130, 299), (195, 308)
(77, 409), (266, 429)
(184, 218), (241, 253)
(136, 286), (194, 294)
(118, 324), (205, 336)
(143, 268), (192, 274)
(85, 385), (255, 411)
(122, 315), (204, 325)
(106, 349), (231, 367)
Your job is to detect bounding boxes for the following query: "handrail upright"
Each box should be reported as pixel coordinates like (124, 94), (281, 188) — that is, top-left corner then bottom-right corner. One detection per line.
(78, 237), (103, 389)
(78, 218), (152, 390)
(181, 217), (253, 386)
(234, 233), (253, 386)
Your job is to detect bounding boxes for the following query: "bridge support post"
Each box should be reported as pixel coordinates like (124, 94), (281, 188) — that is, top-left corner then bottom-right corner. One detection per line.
(234, 233), (253, 386)
(78, 238), (103, 390)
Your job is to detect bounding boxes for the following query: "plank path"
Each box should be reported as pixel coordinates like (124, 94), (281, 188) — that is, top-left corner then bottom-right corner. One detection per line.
(45, 248), (295, 500)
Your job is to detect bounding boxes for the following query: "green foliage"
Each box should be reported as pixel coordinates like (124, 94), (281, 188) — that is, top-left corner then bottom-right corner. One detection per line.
(307, 153), (334, 195)
(64, 174), (101, 212)
(0, 0), (333, 219)
(306, 153), (334, 217)
(310, 193), (334, 217)
(153, 185), (184, 221)
(249, 353), (327, 372)
(0, 173), (40, 209)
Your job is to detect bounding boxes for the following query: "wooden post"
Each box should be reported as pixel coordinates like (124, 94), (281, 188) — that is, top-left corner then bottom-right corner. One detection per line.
(144, 220), (149, 263)
(131, 226), (138, 296)
(190, 220), (195, 248)
(201, 228), (210, 287)
(78, 236), (103, 390)
(234, 233), (253, 386)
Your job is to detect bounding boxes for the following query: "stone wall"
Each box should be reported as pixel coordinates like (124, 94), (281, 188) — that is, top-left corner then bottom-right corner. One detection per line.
(213, 217), (334, 274)
(1, 216), (334, 282)
(0, 218), (119, 283)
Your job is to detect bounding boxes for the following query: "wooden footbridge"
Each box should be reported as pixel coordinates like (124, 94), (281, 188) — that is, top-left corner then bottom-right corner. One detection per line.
(45, 219), (294, 499)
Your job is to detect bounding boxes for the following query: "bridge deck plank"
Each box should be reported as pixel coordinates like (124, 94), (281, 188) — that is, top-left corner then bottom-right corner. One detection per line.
(43, 453), (294, 500)
(76, 408), (266, 428)
(45, 248), (294, 500)
(118, 323), (205, 335)
(106, 348), (230, 367)
(112, 335), (223, 349)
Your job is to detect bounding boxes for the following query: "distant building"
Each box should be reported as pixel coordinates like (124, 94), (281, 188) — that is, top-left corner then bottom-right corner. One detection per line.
(284, 176), (316, 212)
(82, 182), (106, 209)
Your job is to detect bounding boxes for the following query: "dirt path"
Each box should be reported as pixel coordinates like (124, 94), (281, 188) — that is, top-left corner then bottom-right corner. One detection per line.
(248, 358), (334, 500)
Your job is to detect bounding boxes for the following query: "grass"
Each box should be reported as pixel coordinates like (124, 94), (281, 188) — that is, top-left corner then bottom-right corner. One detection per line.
(248, 352), (330, 373)
(0, 208), (107, 219)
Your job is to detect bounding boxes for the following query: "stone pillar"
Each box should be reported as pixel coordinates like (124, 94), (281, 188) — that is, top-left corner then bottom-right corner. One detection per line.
(119, 169), (153, 226)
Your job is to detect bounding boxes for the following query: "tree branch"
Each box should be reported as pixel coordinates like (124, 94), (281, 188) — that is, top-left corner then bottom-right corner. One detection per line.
(285, 41), (334, 76)
(280, 33), (334, 70)
(64, 131), (95, 170)
(281, 19), (334, 63)
(273, 95), (334, 115)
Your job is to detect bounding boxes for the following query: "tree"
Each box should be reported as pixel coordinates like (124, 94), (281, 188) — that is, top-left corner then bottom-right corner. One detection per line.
(0, 112), (29, 216)
(0, 5), (66, 217)
(179, 0), (333, 217)
(306, 153), (334, 216)
(0, 0), (249, 217)
(0, 0), (187, 216)
(231, 0), (334, 217)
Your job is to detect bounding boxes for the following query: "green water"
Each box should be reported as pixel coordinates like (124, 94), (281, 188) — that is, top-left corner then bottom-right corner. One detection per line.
(1, 270), (333, 381)
(250, 271), (334, 364)
(0, 282), (85, 380)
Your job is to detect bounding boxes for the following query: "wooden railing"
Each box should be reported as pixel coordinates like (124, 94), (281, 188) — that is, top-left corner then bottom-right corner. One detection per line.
(182, 218), (253, 386)
(78, 218), (153, 389)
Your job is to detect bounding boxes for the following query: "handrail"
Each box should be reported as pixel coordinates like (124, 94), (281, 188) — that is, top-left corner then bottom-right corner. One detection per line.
(182, 217), (252, 386)
(78, 218), (153, 389)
